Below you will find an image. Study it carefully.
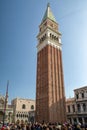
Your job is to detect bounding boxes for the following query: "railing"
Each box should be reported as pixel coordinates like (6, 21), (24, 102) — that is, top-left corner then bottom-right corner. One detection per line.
(75, 97), (87, 102)
(67, 110), (87, 115)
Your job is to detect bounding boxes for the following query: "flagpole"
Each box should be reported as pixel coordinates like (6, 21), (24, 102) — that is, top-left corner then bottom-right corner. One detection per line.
(3, 80), (9, 126)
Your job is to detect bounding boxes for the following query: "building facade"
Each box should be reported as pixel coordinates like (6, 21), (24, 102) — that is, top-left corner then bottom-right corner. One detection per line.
(66, 86), (87, 124)
(36, 3), (66, 123)
(11, 98), (35, 123)
(0, 94), (13, 124)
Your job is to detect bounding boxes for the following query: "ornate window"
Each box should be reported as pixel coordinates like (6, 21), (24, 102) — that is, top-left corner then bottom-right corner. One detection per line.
(19, 114), (20, 117)
(76, 93), (79, 99)
(16, 114), (18, 117)
(22, 104), (26, 109)
(82, 93), (84, 98)
(21, 114), (22, 118)
(31, 105), (34, 110)
(50, 33), (52, 38)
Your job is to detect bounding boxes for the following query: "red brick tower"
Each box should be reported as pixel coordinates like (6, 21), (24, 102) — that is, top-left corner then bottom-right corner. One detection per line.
(36, 3), (66, 123)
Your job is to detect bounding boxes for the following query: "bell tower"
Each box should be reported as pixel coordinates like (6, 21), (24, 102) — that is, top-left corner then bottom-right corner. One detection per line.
(36, 3), (66, 123)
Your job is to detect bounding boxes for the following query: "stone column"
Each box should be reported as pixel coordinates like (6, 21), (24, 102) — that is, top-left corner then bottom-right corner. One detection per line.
(71, 118), (74, 124)
(77, 118), (79, 123)
(82, 117), (85, 124)
(80, 103), (83, 113)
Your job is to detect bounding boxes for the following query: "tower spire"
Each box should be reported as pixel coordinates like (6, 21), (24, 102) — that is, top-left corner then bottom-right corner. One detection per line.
(41, 3), (56, 23)
(47, 2), (50, 7)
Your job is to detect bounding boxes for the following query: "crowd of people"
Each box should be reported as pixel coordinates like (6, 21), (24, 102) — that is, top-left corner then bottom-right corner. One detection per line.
(0, 121), (87, 130)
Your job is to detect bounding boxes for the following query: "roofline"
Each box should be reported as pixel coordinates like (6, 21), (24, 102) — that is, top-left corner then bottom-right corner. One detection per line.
(74, 85), (87, 91)
(12, 97), (35, 101)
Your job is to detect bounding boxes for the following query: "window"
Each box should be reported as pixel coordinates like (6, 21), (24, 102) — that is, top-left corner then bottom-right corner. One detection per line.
(22, 104), (26, 109)
(76, 94), (79, 99)
(67, 105), (70, 113)
(82, 93), (84, 98)
(77, 104), (81, 112)
(31, 105), (34, 110)
(21, 114), (22, 118)
(83, 103), (86, 112)
(72, 105), (75, 112)
(50, 33), (52, 38)
(16, 114), (18, 117)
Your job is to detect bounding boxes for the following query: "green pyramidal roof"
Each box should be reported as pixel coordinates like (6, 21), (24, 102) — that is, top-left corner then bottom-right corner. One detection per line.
(42, 3), (56, 23)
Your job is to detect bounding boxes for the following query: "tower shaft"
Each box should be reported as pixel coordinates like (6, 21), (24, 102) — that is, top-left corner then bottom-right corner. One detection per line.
(36, 4), (66, 123)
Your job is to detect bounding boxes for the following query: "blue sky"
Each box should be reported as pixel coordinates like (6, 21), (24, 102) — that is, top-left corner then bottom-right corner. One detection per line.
(0, 0), (87, 103)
